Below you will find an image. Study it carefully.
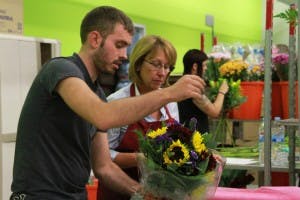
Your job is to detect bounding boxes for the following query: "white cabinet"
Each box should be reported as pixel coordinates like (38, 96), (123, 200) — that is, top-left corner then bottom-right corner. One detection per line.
(0, 34), (60, 200)
(1, 142), (15, 200)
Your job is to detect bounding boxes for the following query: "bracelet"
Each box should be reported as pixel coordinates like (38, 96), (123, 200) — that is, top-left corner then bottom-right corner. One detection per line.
(218, 91), (226, 95)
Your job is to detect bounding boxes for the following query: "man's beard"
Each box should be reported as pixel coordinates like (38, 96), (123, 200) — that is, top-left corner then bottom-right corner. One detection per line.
(93, 46), (113, 74)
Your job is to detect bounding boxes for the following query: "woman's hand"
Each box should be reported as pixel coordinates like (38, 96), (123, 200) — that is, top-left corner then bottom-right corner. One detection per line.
(218, 80), (229, 95)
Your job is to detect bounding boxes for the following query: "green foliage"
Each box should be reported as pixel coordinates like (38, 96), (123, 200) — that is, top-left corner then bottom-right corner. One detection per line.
(207, 78), (246, 145)
(205, 57), (230, 81)
(207, 79), (246, 113)
(135, 122), (224, 199)
(274, 8), (298, 24)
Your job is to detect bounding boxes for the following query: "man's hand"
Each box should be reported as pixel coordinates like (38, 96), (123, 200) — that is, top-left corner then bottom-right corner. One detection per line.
(166, 75), (206, 102)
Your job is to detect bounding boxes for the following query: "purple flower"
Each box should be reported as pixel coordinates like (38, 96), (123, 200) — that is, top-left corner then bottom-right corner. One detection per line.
(155, 133), (172, 143)
(190, 150), (199, 160)
(272, 53), (289, 65)
(190, 150), (199, 167)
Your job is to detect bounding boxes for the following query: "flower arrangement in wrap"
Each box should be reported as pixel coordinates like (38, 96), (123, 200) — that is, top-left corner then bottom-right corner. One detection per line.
(207, 78), (245, 115)
(219, 59), (264, 81)
(205, 59), (248, 145)
(131, 120), (225, 200)
(205, 57), (230, 82)
(207, 78), (245, 145)
(272, 52), (289, 81)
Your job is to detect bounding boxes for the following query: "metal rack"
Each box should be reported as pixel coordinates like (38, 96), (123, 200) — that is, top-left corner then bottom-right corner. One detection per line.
(263, 0), (299, 186)
(274, 118), (299, 185)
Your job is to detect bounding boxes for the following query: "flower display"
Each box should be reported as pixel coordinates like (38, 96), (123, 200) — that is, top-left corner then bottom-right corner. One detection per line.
(132, 121), (225, 200)
(272, 53), (289, 81)
(219, 60), (249, 81)
(208, 78), (246, 114)
(207, 57), (264, 82)
(205, 57), (230, 81)
(247, 64), (264, 81)
(272, 53), (289, 65)
(207, 78), (246, 145)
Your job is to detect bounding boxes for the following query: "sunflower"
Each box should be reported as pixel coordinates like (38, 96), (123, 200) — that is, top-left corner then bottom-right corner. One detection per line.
(192, 132), (207, 155)
(147, 126), (167, 139)
(163, 140), (190, 166)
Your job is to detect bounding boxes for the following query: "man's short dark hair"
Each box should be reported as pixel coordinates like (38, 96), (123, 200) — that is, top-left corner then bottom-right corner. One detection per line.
(80, 6), (134, 44)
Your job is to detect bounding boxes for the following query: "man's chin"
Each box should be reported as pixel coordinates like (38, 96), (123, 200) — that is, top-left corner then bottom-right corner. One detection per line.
(99, 68), (117, 75)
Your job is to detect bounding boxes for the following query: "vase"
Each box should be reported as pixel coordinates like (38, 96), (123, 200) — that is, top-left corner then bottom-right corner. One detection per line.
(279, 81), (298, 119)
(230, 81), (264, 120)
(213, 115), (232, 146)
(132, 151), (226, 200)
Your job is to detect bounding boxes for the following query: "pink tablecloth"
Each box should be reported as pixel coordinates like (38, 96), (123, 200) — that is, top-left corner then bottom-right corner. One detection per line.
(209, 186), (300, 200)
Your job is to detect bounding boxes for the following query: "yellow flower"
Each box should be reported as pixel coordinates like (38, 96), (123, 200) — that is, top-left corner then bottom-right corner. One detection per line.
(192, 131), (207, 154)
(219, 60), (248, 76)
(163, 140), (190, 166)
(147, 126), (167, 139)
(252, 65), (261, 72)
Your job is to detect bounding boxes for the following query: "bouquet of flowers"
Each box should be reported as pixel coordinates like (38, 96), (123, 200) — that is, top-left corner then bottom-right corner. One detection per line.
(272, 52), (289, 81)
(207, 78), (246, 145)
(246, 65), (264, 81)
(132, 121), (225, 200)
(205, 56), (230, 81)
(219, 60), (249, 81)
(218, 59), (264, 82)
(208, 78), (245, 114)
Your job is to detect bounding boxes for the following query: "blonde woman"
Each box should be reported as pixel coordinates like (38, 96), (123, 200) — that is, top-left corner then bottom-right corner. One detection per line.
(99, 35), (179, 200)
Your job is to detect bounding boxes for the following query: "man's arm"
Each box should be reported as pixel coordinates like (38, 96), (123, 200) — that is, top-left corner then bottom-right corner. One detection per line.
(56, 74), (205, 130)
(113, 152), (139, 168)
(90, 132), (140, 195)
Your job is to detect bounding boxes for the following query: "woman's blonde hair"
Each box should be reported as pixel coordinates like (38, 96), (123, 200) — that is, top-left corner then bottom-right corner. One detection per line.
(128, 35), (177, 86)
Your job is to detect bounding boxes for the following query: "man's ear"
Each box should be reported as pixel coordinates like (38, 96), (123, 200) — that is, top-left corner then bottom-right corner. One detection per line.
(87, 31), (102, 49)
(191, 63), (198, 75)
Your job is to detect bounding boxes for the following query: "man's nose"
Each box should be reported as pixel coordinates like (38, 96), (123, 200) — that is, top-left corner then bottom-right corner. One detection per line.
(120, 48), (127, 60)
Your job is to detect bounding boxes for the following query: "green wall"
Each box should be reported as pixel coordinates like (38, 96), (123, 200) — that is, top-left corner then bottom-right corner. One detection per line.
(24, 0), (262, 74)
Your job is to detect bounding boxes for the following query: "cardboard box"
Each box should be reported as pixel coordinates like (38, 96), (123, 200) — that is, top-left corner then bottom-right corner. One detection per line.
(0, 0), (23, 35)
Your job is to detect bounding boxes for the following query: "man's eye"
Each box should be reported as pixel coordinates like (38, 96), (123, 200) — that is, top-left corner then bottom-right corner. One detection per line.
(116, 44), (124, 48)
(116, 42), (128, 49)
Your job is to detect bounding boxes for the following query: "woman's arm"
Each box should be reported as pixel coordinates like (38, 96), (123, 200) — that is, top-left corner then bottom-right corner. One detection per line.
(192, 80), (229, 118)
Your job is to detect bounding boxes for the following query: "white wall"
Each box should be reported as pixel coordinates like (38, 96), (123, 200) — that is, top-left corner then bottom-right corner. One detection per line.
(0, 34), (60, 200)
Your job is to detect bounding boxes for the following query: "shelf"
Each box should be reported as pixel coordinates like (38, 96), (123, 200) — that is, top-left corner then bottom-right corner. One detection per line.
(275, 118), (299, 127)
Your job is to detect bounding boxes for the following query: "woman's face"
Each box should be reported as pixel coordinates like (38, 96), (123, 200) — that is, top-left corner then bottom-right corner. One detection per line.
(201, 60), (208, 75)
(138, 48), (171, 93)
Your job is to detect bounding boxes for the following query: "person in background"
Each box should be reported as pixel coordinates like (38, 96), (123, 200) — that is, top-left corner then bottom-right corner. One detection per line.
(178, 49), (228, 134)
(10, 7), (206, 200)
(98, 35), (179, 200)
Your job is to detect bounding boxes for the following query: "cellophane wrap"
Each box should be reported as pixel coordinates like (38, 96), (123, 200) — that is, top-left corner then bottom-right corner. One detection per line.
(131, 150), (225, 200)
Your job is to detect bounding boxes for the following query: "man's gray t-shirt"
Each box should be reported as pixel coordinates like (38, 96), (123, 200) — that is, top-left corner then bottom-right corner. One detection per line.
(11, 53), (106, 199)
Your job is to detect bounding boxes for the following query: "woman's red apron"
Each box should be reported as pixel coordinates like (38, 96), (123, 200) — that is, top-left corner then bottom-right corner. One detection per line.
(98, 84), (175, 200)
